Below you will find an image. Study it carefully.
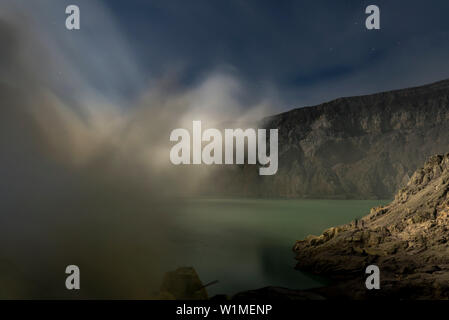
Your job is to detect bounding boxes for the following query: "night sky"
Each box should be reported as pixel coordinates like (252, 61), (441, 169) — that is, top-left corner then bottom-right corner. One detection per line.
(12, 0), (449, 111)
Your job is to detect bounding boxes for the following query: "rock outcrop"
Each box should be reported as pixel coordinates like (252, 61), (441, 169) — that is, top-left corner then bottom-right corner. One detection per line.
(293, 153), (449, 299)
(151, 267), (209, 300)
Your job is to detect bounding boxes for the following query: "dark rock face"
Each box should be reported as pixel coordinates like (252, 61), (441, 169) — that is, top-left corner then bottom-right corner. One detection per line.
(210, 79), (449, 199)
(293, 154), (449, 299)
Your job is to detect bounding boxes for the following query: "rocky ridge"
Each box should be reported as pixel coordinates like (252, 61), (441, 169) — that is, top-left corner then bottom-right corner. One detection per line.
(293, 153), (449, 299)
(207, 79), (449, 199)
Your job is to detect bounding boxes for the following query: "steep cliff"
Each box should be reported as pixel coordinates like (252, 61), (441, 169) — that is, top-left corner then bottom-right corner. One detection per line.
(209, 79), (449, 199)
(293, 153), (449, 299)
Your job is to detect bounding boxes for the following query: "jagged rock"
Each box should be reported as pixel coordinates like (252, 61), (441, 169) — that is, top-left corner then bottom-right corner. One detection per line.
(293, 153), (449, 299)
(152, 267), (208, 300)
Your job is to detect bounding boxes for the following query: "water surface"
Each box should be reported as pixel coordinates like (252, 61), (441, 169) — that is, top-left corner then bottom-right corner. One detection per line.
(167, 198), (389, 296)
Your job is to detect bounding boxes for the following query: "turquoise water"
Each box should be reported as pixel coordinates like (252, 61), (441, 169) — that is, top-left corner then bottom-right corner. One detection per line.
(167, 198), (389, 296)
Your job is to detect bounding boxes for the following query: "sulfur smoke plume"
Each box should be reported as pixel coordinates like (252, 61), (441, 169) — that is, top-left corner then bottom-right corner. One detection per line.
(0, 0), (276, 298)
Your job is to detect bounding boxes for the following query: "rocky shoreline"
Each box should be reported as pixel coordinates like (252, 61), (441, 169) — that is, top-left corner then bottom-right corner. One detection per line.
(157, 155), (449, 300)
(291, 154), (449, 299)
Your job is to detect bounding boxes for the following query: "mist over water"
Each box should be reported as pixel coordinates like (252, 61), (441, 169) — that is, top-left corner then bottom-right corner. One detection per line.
(0, 0), (280, 298)
(169, 198), (388, 296)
